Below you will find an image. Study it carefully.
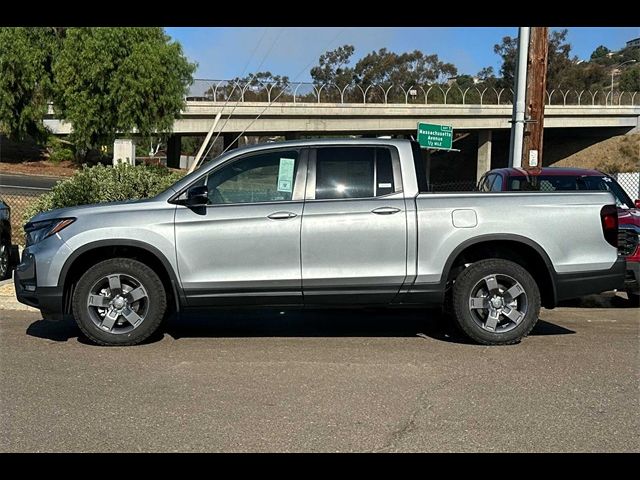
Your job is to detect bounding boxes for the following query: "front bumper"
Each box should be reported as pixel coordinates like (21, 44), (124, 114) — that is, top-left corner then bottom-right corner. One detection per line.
(14, 250), (66, 321)
(554, 257), (626, 303)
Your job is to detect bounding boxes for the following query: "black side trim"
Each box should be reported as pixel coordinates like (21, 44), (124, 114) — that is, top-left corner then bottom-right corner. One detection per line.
(58, 239), (185, 307)
(399, 282), (445, 305)
(555, 257), (626, 302)
(186, 290), (302, 307)
(303, 284), (402, 305)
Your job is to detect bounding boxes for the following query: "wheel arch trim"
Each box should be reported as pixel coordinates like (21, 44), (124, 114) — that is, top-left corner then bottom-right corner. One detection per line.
(58, 239), (184, 308)
(440, 233), (558, 307)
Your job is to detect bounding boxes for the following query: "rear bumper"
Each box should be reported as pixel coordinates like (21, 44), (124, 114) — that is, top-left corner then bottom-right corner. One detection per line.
(625, 260), (639, 294)
(14, 250), (65, 321)
(555, 257), (626, 303)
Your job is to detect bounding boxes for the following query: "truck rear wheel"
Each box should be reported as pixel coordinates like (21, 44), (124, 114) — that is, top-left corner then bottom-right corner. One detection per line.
(72, 258), (167, 346)
(452, 258), (541, 345)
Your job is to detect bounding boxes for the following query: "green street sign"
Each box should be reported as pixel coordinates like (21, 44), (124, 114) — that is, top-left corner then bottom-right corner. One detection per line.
(417, 123), (453, 150)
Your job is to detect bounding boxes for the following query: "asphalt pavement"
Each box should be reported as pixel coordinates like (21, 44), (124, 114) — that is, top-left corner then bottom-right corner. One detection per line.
(0, 173), (60, 195)
(1, 300), (638, 452)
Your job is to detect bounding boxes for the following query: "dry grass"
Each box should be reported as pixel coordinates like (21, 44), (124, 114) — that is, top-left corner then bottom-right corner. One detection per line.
(552, 133), (639, 173)
(0, 160), (77, 177)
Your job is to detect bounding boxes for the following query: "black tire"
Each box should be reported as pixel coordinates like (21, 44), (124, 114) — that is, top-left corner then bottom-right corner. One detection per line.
(452, 258), (541, 345)
(72, 258), (167, 346)
(627, 291), (640, 307)
(0, 242), (9, 280)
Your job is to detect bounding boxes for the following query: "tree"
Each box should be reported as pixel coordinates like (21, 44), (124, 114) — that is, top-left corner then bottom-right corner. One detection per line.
(454, 74), (475, 89)
(476, 66), (498, 89)
(618, 45), (640, 64)
(310, 45), (355, 87)
(493, 35), (518, 88)
(52, 28), (196, 154)
(0, 27), (60, 141)
(353, 48), (457, 86)
(619, 65), (640, 91)
(494, 29), (576, 90)
(545, 30), (576, 90)
(590, 45), (610, 60)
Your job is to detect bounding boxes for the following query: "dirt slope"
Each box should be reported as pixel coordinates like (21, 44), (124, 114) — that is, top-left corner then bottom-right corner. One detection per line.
(550, 133), (639, 172)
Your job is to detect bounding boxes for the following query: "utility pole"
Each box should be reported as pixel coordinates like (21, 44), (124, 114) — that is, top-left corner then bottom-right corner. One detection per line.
(521, 27), (549, 171)
(508, 27), (530, 168)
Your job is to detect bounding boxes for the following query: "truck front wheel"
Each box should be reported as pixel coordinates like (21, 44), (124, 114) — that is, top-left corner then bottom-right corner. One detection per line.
(72, 258), (167, 346)
(452, 258), (541, 345)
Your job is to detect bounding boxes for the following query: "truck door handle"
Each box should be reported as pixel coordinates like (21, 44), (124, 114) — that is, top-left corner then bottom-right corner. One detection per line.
(267, 211), (297, 220)
(371, 206), (401, 215)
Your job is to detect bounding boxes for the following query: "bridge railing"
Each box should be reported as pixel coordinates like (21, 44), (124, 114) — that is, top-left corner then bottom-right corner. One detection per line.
(188, 79), (640, 106)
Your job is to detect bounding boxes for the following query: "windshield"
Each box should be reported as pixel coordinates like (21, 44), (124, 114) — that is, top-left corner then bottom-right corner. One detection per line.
(507, 174), (634, 209)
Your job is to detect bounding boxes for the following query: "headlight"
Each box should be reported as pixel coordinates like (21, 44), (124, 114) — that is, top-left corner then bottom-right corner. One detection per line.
(24, 218), (75, 246)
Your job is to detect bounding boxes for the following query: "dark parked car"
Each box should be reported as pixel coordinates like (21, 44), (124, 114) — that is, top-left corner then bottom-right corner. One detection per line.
(478, 167), (640, 305)
(0, 198), (20, 280)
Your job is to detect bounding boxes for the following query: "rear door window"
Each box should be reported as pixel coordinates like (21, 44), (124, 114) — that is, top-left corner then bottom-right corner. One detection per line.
(314, 147), (397, 200)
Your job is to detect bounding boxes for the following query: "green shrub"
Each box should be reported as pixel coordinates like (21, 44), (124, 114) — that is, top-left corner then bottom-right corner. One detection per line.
(46, 136), (76, 164)
(48, 147), (75, 164)
(24, 163), (184, 224)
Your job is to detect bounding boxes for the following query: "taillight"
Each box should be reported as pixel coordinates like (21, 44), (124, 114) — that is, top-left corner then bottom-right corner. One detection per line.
(600, 205), (618, 248)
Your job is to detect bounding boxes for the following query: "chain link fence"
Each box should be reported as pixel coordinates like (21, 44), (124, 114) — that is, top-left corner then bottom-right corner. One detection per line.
(1, 190), (43, 246)
(188, 79), (640, 106)
(611, 172), (640, 202)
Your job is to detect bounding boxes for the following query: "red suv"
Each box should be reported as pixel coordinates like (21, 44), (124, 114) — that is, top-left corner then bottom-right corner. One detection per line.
(478, 167), (640, 305)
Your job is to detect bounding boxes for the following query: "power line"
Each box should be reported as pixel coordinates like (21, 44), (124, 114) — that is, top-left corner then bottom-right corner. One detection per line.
(218, 28), (346, 157)
(187, 28), (270, 173)
(203, 28), (285, 162)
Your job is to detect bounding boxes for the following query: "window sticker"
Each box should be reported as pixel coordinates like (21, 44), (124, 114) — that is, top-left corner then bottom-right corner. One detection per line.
(277, 158), (295, 193)
(378, 182), (392, 188)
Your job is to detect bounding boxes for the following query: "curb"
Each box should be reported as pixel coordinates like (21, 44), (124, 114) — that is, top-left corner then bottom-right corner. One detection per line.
(0, 277), (37, 312)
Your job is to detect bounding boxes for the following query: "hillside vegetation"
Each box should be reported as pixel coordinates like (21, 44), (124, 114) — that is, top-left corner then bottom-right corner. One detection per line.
(551, 133), (639, 173)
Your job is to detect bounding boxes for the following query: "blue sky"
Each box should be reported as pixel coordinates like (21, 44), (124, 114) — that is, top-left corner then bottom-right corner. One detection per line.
(165, 27), (639, 81)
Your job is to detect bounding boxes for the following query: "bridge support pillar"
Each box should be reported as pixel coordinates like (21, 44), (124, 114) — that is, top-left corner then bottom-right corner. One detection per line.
(223, 133), (239, 151)
(167, 135), (181, 169)
(476, 130), (492, 182)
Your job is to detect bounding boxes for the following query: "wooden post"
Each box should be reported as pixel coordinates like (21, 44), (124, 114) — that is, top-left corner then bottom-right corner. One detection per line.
(522, 27), (548, 170)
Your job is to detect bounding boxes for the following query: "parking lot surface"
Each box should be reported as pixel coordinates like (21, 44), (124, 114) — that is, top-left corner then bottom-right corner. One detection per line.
(1, 296), (638, 452)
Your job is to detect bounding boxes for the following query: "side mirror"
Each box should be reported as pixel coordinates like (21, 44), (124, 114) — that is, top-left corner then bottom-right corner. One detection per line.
(635, 199), (640, 209)
(175, 185), (209, 207)
(186, 185), (209, 206)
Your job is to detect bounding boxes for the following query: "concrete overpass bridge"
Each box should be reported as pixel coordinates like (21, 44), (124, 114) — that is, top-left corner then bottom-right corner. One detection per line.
(44, 80), (640, 184)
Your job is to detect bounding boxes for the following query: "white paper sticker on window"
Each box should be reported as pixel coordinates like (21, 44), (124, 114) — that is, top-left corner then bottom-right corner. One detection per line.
(277, 158), (295, 193)
(378, 182), (392, 188)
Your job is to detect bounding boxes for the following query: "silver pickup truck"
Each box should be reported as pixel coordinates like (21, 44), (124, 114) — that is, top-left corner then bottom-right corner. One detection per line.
(15, 139), (625, 346)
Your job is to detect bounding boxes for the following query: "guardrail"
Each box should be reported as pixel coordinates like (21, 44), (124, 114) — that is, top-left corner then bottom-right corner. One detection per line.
(188, 79), (640, 106)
